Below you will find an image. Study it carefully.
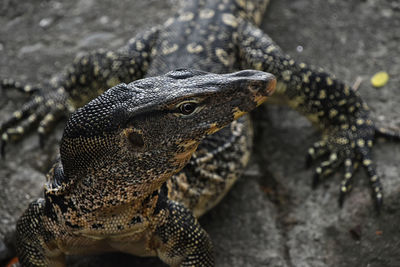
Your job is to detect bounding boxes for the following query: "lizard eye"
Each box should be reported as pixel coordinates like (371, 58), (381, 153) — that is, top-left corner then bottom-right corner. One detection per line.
(179, 102), (197, 115)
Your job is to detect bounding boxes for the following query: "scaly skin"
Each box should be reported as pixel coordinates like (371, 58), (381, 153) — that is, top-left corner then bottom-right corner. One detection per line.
(0, 0), (399, 265)
(16, 69), (276, 266)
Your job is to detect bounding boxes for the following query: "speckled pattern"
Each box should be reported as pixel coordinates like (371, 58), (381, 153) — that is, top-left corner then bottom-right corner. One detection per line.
(15, 67), (275, 266)
(0, 0), (398, 266)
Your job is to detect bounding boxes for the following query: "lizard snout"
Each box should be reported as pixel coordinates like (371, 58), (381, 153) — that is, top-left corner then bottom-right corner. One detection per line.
(225, 70), (276, 96)
(224, 70), (276, 108)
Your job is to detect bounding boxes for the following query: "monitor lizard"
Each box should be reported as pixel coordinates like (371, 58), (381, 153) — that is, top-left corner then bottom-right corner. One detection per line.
(0, 0), (398, 266)
(15, 68), (276, 266)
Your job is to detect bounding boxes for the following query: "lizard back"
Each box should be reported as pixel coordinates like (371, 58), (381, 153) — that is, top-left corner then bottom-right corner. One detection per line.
(146, 0), (270, 216)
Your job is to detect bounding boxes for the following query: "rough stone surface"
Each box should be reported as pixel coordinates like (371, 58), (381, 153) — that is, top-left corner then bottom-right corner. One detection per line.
(0, 0), (399, 266)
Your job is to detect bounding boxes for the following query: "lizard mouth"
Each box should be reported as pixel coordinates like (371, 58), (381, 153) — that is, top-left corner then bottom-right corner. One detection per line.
(174, 140), (199, 162)
(252, 76), (276, 107)
(233, 107), (248, 120)
(254, 95), (268, 107)
(228, 70), (276, 120)
(232, 79), (276, 120)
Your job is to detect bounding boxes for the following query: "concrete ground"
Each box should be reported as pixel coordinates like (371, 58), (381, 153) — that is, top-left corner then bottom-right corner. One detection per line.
(0, 0), (399, 266)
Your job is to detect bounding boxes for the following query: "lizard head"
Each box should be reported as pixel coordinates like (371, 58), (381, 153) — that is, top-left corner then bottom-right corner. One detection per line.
(54, 69), (275, 202)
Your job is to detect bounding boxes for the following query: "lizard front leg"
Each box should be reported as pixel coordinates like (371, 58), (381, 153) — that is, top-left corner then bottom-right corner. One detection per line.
(0, 26), (159, 154)
(16, 199), (65, 267)
(237, 21), (398, 210)
(153, 200), (214, 267)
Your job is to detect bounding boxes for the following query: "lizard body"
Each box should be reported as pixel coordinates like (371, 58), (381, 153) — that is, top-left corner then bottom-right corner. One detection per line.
(16, 69), (276, 266)
(0, 0), (398, 266)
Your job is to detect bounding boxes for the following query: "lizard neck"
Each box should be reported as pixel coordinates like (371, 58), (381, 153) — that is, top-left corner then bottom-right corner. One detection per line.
(44, 159), (171, 218)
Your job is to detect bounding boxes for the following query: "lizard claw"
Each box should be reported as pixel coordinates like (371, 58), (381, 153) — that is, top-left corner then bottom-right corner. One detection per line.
(1, 79), (40, 94)
(305, 154), (313, 169)
(338, 158), (357, 208)
(0, 86), (68, 156)
(338, 190), (345, 208)
(312, 172), (320, 189)
(305, 140), (329, 169)
(311, 152), (340, 189)
(38, 133), (46, 149)
(375, 126), (400, 141)
(1, 139), (6, 158)
(375, 195), (383, 215)
(305, 113), (392, 211)
(358, 146), (383, 213)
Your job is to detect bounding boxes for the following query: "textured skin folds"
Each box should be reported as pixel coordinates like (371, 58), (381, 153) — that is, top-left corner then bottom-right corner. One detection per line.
(16, 69), (276, 266)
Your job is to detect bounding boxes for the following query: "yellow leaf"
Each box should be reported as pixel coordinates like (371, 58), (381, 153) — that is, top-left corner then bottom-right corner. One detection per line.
(371, 71), (389, 88)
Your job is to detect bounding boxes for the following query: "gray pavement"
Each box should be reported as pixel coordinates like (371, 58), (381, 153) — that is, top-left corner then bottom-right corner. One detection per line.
(0, 0), (399, 266)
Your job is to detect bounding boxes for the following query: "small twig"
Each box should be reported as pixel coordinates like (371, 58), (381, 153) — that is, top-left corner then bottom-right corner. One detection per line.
(352, 76), (363, 91)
